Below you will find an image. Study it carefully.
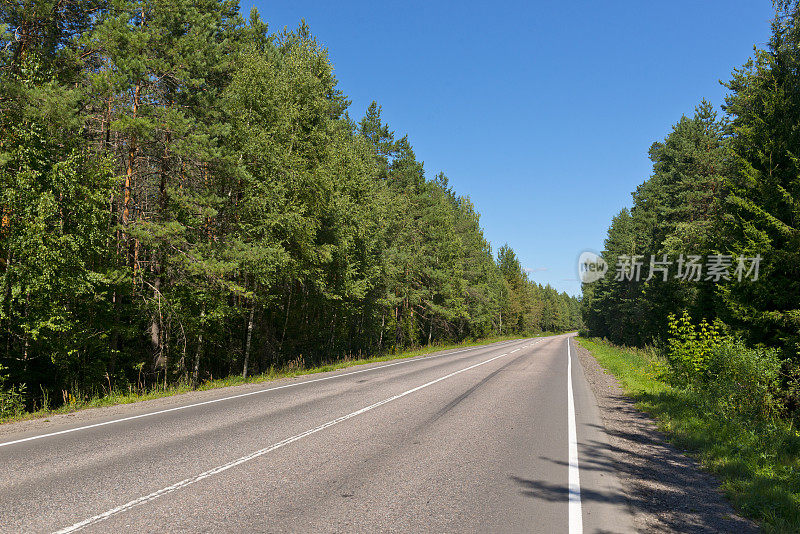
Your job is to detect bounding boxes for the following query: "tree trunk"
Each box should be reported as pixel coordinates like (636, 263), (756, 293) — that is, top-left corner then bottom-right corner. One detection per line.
(1, 249), (12, 356)
(125, 83), (141, 287)
(21, 291), (28, 374)
(150, 277), (162, 369)
(109, 290), (118, 375)
(104, 96), (112, 150)
(279, 283), (292, 352)
(378, 311), (385, 351)
(499, 309), (502, 335)
(192, 308), (205, 388)
(123, 84), (139, 227)
(192, 332), (203, 389)
(151, 126), (170, 375)
(242, 303), (255, 378)
(163, 319), (170, 389)
(328, 311), (337, 357)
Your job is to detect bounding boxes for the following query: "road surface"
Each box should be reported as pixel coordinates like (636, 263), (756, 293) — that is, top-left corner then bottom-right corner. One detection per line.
(0, 335), (635, 533)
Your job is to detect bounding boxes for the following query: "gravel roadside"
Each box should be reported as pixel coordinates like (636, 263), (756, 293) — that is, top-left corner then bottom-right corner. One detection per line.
(574, 341), (759, 533)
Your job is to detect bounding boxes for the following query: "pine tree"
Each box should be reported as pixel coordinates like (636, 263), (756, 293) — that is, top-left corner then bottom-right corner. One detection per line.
(721, 3), (800, 355)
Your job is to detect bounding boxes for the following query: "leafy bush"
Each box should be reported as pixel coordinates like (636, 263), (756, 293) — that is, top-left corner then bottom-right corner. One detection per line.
(0, 364), (26, 419)
(705, 339), (784, 419)
(665, 312), (785, 420)
(665, 312), (722, 387)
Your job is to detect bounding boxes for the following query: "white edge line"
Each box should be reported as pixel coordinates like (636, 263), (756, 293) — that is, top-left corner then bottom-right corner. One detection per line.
(0, 339), (527, 449)
(567, 338), (583, 534)
(54, 350), (514, 533)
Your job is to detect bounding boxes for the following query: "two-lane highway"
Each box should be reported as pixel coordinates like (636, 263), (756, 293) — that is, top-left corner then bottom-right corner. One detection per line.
(0, 335), (634, 533)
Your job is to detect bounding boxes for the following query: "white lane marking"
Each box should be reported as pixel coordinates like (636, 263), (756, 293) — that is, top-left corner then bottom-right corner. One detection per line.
(54, 350), (514, 533)
(0, 340), (527, 449)
(567, 339), (583, 533)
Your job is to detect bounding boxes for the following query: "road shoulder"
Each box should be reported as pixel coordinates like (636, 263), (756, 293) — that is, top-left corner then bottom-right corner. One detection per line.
(573, 341), (759, 533)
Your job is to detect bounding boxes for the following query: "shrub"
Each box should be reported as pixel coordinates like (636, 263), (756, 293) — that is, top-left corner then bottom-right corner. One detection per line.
(664, 312), (785, 420)
(665, 312), (721, 388)
(706, 339), (784, 419)
(0, 364), (26, 419)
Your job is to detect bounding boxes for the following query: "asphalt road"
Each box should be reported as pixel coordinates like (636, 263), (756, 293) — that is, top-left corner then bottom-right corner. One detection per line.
(0, 335), (635, 533)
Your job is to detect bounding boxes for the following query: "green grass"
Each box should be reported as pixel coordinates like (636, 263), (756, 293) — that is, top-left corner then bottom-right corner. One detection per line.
(1, 332), (567, 425)
(578, 337), (800, 533)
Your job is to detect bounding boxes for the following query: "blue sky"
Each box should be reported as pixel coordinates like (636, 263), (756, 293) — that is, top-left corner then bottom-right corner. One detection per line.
(243, 0), (776, 296)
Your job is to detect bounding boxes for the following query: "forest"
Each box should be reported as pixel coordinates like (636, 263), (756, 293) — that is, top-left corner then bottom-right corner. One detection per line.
(0, 1), (581, 415)
(582, 1), (799, 410)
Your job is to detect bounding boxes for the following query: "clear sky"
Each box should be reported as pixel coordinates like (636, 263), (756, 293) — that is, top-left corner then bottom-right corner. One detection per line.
(243, 0), (776, 296)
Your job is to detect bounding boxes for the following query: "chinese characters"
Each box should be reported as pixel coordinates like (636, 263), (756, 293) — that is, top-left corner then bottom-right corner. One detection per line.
(614, 254), (761, 282)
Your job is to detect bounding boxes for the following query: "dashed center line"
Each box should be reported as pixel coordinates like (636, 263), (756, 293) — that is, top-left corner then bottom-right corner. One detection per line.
(54, 349), (518, 533)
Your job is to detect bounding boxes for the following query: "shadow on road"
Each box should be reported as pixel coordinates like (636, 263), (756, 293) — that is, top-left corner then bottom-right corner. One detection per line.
(510, 365), (759, 533)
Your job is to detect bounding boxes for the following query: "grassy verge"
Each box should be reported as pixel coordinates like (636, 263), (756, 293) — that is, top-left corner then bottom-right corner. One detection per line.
(577, 337), (800, 533)
(1, 332), (566, 426)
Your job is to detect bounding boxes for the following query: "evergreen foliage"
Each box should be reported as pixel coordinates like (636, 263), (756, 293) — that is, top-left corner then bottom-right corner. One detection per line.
(582, 0), (800, 410)
(0, 1), (580, 410)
